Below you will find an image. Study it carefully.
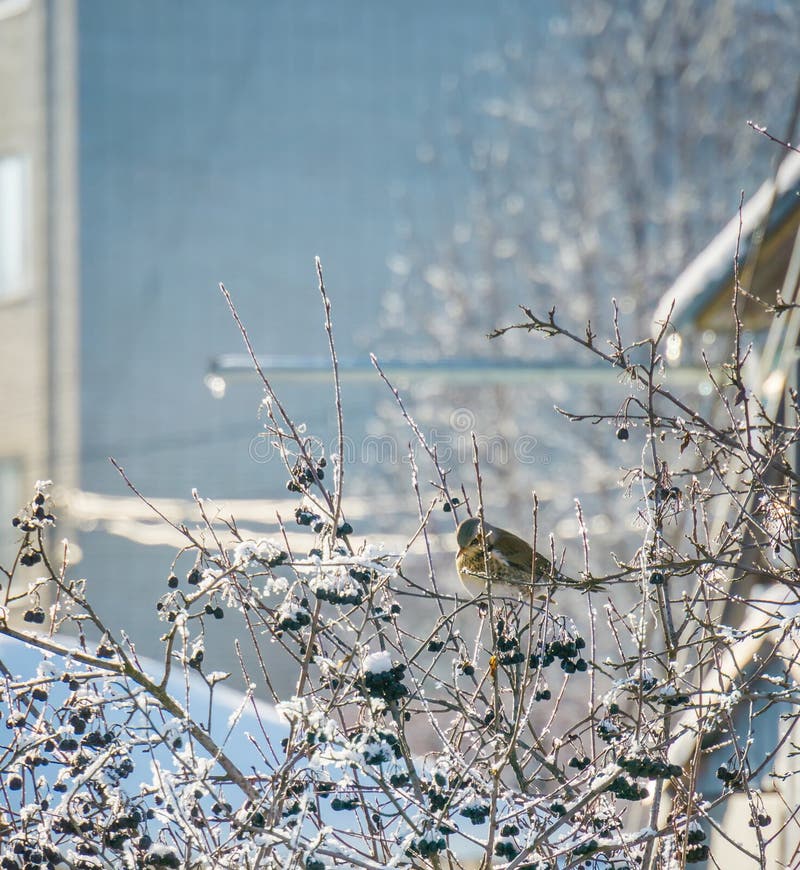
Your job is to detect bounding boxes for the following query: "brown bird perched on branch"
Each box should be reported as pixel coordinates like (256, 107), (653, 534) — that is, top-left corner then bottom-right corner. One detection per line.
(455, 517), (602, 596)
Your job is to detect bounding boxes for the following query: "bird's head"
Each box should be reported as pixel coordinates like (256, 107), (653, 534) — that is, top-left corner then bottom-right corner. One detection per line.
(456, 517), (492, 551)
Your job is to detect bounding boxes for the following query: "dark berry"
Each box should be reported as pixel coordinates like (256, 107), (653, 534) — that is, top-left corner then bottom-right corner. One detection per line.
(617, 427), (629, 440)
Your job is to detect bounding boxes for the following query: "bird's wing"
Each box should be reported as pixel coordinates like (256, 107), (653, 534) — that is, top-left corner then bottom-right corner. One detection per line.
(490, 529), (534, 575)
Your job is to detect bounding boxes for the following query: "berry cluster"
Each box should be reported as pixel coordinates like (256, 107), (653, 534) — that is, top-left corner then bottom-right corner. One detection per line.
(605, 773), (649, 801)
(330, 795), (359, 811)
(442, 496), (461, 513)
(298, 519), (353, 538)
(424, 769), (472, 816)
(684, 844), (710, 864)
(716, 761), (744, 787)
(277, 598), (312, 632)
(295, 507), (324, 533)
(657, 689), (691, 709)
(495, 619), (525, 666)
(313, 580), (363, 607)
(494, 833), (520, 859)
(19, 547), (42, 567)
(267, 550), (288, 568)
(529, 635), (588, 673)
(425, 781), (447, 812)
(371, 601), (401, 623)
(1, 842), (64, 870)
(357, 729), (403, 765)
(677, 823), (709, 864)
(23, 608), (46, 624)
(617, 754), (682, 780)
(588, 805), (623, 839)
(286, 456), (326, 492)
(11, 489), (55, 534)
(362, 663), (408, 703)
(568, 755), (591, 771)
(388, 770), (409, 788)
(572, 838), (599, 857)
(459, 797), (490, 825)
(348, 566), (375, 587)
(597, 718), (622, 742)
(408, 831), (447, 858)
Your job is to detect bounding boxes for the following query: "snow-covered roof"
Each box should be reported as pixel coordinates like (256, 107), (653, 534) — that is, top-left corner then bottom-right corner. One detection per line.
(653, 151), (800, 333)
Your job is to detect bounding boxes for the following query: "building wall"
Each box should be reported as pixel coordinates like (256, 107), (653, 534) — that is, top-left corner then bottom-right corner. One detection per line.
(71, 0), (507, 658)
(0, 1), (49, 562)
(0, 0), (79, 570)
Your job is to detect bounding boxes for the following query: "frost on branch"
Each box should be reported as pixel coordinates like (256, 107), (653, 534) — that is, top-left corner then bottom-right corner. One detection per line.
(2, 268), (800, 868)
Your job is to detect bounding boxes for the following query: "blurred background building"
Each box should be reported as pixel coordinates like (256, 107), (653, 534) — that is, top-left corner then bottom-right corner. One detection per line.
(0, 0), (79, 563)
(1, 0), (521, 631)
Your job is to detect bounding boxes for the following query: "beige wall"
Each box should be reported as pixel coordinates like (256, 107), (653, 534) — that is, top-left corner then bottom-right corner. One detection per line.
(0, 2), (49, 493)
(0, 0), (79, 570)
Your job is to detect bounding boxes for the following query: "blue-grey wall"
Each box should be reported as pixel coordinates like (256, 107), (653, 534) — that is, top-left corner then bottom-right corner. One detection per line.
(74, 1), (535, 671)
(76, 1), (512, 498)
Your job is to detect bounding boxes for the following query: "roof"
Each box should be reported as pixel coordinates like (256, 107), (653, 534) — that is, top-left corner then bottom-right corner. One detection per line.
(653, 150), (800, 333)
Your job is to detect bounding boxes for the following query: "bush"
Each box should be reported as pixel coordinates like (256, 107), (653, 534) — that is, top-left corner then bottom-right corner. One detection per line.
(1, 260), (797, 868)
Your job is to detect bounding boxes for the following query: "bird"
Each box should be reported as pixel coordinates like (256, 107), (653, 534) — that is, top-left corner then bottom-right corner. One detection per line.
(455, 517), (602, 597)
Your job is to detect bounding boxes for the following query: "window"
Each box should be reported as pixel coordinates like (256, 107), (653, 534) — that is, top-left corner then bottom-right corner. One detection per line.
(0, 154), (30, 300)
(0, 458), (22, 565)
